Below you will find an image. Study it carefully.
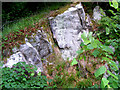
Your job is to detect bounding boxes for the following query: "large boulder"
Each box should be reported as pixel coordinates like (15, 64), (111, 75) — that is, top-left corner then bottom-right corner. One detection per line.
(49, 3), (88, 60)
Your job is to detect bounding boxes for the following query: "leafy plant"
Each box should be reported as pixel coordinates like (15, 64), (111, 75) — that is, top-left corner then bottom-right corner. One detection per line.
(2, 62), (49, 88)
(72, 31), (119, 88)
(97, 0), (120, 61)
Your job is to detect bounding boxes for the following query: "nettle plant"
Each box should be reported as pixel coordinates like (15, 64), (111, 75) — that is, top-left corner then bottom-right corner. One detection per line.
(2, 62), (51, 88)
(71, 32), (119, 88)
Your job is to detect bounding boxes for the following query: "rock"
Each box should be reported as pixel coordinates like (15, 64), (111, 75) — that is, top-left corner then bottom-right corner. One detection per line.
(49, 3), (87, 60)
(85, 14), (93, 27)
(3, 52), (26, 68)
(12, 46), (19, 53)
(4, 30), (53, 73)
(93, 6), (106, 21)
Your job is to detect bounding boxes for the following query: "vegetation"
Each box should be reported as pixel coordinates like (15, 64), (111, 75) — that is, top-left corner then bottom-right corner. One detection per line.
(2, 62), (51, 88)
(1, 1), (120, 89)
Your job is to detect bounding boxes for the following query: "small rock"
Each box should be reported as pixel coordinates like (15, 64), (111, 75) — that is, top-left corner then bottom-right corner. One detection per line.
(93, 6), (106, 21)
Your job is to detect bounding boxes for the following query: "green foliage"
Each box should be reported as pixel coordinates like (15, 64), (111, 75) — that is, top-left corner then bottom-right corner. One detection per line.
(76, 78), (92, 88)
(2, 62), (49, 88)
(100, 78), (109, 88)
(109, 0), (118, 9)
(71, 58), (78, 66)
(94, 66), (106, 78)
(97, 1), (120, 61)
(72, 31), (119, 88)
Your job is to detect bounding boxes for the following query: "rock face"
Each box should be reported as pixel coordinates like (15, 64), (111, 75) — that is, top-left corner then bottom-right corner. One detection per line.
(49, 3), (88, 60)
(3, 30), (53, 73)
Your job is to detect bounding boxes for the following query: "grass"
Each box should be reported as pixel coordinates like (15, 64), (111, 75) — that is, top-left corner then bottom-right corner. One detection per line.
(2, 10), (48, 37)
(2, 2), (70, 38)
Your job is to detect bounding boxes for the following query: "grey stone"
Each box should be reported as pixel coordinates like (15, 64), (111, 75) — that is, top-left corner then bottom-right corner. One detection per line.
(4, 30), (53, 73)
(3, 52), (26, 68)
(93, 6), (106, 21)
(49, 3), (87, 60)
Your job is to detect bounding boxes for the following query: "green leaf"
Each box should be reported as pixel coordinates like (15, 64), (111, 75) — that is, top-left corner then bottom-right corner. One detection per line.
(92, 49), (100, 57)
(71, 58), (78, 66)
(105, 54), (113, 59)
(81, 32), (90, 45)
(38, 72), (41, 76)
(91, 39), (97, 48)
(88, 32), (93, 41)
(102, 46), (113, 54)
(109, 60), (118, 71)
(87, 44), (94, 49)
(108, 10), (116, 15)
(107, 70), (118, 80)
(101, 78), (109, 88)
(48, 79), (52, 83)
(84, 56), (86, 61)
(106, 27), (110, 35)
(79, 56), (83, 60)
(102, 57), (110, 61)
(80, 42), (85, 47)
(31, 73), (35, 76)
(23, 78), (26, 81)
(114, 28), (117, 32)
(109, 0), (118, 9)
(112, 0), (118, 9)
(94, 66), (106, 78)
(76, 49), (83, 54)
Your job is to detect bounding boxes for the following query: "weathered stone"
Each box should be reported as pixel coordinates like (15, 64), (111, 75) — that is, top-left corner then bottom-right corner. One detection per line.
(49, 3), (87, 60)
(3, 52), (26, 68)
(4, 30), (53, 73)
(85, 14), (93, 26)
(93, 6), (106, 21)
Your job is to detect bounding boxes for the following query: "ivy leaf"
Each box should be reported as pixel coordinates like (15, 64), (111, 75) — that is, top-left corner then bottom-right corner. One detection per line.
(101, 78), (109, 88)
(107, 70), (118, 80)
(71, 58), (78, 66)
(106, 27), (110, 35)
(92, 49), (100, 57)
(94, 66), (106, 78)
